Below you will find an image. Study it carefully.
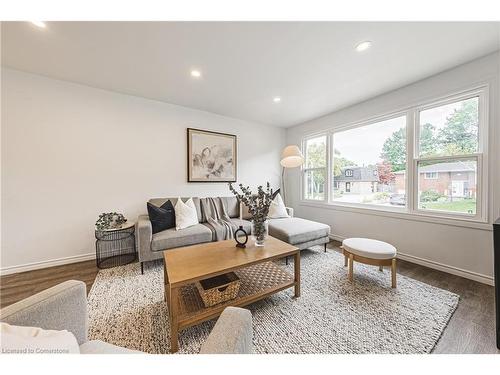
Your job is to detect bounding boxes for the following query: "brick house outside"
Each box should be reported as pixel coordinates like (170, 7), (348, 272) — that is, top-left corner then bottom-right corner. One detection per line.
(394, 161), (476, 199)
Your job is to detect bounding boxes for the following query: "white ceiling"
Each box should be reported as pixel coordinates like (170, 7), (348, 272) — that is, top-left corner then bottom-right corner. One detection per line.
(2, 22), (499, 127)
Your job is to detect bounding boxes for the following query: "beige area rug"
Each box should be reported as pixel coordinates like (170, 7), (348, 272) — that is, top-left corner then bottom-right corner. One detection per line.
(87, 247), (459, 354)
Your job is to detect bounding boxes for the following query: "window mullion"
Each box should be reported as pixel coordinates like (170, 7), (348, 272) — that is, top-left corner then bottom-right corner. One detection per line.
(416, 153), (481, 163)
(326, 133), (332, 203)
(407, 110), (416, 213)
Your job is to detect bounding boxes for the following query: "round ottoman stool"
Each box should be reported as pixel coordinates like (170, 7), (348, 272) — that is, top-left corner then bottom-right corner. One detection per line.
(341, 238), (397, 288)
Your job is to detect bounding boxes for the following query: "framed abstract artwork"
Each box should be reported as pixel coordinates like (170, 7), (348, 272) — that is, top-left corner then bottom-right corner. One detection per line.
(187, 128), (237, 182)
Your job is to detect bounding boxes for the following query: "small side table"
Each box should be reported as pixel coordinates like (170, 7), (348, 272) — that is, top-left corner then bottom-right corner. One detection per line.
(95, 221), (136, 269)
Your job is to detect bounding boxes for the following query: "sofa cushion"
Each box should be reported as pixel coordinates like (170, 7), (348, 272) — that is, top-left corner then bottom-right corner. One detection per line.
(0, 322), (80, 354)
(174, 198), (199, 230)
(147, 200), (175, 234)
(151, 224), (212, 251)
(230, 219), (252, 234)
(79, 340), (141, 354)
(241, 204), (252, 220)
(149, 197), (203, 223)
(199, 307), (253, 354)
(268, 193), (289, 219)
(268, 217), (330, 245)
(221, 197), (240, 218)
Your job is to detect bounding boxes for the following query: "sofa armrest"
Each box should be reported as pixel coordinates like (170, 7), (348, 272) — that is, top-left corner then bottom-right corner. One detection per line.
(0, 280), (88, 345)
(200, 307), (253, 354)
(285, 207), (294, 217)
(136, 214), (153, 262)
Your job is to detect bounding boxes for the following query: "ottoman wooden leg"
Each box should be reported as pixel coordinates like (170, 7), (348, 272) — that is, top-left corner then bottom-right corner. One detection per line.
(391, 258), (397, 288)
(348, 254), (354, 281)
(344, 254), (348, 267)
(379, 265), (383, 272)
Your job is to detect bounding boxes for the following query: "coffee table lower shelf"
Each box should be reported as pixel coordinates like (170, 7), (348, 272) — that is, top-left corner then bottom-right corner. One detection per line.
(166, 260), (299, 352)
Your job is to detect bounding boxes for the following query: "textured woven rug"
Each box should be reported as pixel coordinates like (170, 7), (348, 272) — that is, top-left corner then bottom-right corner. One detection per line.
(87, 247), (459, 354)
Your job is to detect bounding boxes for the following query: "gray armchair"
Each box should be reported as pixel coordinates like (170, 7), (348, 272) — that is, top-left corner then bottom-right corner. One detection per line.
(1, 280), (253, 354)
(0, 280), (139, 353)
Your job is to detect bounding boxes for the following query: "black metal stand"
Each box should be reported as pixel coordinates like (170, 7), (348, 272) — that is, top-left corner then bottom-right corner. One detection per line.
(95, 224), (136, 269)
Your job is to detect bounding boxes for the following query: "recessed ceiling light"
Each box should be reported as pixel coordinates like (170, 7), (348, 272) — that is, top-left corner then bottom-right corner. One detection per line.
(355, 41), (372, 52)
(273, 97), (281, 103)
(31, 21), (46, 29)
(190, 70), (201, 78)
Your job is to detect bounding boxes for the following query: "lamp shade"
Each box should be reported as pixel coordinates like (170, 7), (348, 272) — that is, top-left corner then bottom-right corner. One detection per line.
(280, 145), (304, 168)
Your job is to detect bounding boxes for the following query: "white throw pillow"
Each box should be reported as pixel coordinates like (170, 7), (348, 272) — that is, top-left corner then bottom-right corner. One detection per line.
(0, 322), (80, 354)
(241, 203), (252, 220)
(268, 193), (290, 219)
(175, 198), (199, 230)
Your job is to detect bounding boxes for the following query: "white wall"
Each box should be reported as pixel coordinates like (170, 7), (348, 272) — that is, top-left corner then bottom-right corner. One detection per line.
(286, 52), (500, 285)
(1, 68), (285, 273)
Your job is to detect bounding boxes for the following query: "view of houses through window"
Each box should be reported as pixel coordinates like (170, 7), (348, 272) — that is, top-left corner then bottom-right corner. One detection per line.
(302, 90), (483, 219)
(415, 96), (479, 215)
(332, 116), (407, 207)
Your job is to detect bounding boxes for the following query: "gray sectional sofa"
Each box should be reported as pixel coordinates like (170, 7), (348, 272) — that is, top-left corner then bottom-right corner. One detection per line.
(136, 196), (330, 273)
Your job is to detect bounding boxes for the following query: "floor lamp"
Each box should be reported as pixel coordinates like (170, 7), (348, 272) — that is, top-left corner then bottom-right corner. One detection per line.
(280, 145), (304, 205)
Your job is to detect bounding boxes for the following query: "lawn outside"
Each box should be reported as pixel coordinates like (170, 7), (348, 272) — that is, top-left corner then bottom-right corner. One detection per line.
(420, 199), (476, 214)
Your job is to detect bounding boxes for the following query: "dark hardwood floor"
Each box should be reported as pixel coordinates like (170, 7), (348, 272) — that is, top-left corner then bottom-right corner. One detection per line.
(0, 260), (99, 309)
(1, 241), (498, 354)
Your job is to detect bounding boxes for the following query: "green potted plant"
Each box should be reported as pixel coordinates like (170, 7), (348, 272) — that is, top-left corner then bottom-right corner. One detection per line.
(95, 212), (127, 233)
(229, 182), (274, 246)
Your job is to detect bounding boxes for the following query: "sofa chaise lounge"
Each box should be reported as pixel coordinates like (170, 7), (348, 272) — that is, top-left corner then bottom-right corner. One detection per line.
(136, 196), (330, 273)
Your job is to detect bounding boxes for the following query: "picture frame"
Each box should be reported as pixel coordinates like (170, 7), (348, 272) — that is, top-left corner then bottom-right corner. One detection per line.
(187, 128), (237, 182)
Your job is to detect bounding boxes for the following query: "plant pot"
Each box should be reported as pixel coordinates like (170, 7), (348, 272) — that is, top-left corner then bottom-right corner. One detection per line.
(251, 219), (269, 246)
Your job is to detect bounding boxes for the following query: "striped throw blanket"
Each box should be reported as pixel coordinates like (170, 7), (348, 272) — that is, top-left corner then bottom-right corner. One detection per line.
(200, 197), (238, 241)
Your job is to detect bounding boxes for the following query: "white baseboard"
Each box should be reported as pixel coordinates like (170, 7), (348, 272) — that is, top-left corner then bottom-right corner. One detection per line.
(0, 253), (96, 276)
(2, 236), (494, 286)
(329, 234), (494, 286)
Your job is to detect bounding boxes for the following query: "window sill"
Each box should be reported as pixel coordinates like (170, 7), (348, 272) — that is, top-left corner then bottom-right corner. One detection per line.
(299, 200), (492, 231)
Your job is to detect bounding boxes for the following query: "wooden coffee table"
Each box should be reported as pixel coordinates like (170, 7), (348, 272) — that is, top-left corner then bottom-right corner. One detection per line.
(163, 235), (300, 352)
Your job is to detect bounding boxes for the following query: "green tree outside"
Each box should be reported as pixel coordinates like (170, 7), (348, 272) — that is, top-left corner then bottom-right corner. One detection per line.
(380, 99), (478, 169)
(437, 98), (478, 156)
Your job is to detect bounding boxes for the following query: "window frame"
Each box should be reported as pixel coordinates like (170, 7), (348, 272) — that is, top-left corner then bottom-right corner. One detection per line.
(412, 88), (487, 222)
(300, 85), (489, 224)
(329, 110), (410, 211)
(301, 133), (329, 202)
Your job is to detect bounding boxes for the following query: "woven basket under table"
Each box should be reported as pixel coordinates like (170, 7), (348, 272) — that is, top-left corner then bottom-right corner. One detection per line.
(195, 272), (241, 307)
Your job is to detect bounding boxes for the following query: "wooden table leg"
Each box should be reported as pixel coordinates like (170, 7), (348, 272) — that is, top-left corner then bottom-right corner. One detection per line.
(165, 282), (170, 306)
(341, 246), (348, 267)
(163, 264), (169, 304)
(348, 254), (354, 281)
(169, 286), (179, 353)
(391, 258), (397, 288)
(294, 252), (301, 298)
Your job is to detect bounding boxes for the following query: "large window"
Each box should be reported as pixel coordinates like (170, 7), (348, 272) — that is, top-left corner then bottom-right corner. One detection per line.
(303, 135), (327, 200)
(415, 95), (481, 216)
(332, 115), (407, 207)
(301, 87), (487, 222)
